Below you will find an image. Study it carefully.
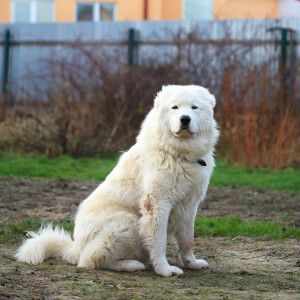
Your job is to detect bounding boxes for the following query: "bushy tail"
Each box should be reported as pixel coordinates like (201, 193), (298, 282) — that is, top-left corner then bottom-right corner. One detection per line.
(15, 225), (79, 265)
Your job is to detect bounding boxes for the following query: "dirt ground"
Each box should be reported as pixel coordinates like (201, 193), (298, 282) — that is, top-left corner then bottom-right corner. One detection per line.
(0, 178), (299, 299)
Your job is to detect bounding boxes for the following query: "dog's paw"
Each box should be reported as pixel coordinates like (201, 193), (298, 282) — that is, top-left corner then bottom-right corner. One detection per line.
(154, 264), (184, 277)
(186, 259), (209, 270)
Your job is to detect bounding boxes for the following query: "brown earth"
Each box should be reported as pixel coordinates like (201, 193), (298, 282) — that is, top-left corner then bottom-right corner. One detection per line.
(0, 177), (299, 225)
(0, 178), (299, 299)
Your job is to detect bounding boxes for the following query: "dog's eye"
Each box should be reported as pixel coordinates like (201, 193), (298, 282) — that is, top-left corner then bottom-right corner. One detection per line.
(172, 106), (178, 109)
(191, 106), (198, 110)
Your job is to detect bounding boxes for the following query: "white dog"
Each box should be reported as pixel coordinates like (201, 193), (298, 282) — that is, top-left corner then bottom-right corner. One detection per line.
(16, 85), (219, 277)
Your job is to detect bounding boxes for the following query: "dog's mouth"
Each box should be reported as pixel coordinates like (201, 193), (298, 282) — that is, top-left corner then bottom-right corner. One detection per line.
(174, 128), (194, 138)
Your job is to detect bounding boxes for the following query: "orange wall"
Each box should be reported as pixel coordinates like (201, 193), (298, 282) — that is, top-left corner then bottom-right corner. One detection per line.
(0, 0), (182, 23)
(214, 0), (279, 20)
(1, 0), (281, 24)
(56, 0), (75, 22)
(0, 0), (145, 23)
(118, 0), (144, 21)
(147, 0), (182, 20)
(0, 0), (10, 23)
(161, 0), (182, 20)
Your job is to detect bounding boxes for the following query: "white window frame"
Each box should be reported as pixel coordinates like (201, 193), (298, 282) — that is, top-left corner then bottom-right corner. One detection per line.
(76, 2), (116, 22)
(12, 0), (55, 23)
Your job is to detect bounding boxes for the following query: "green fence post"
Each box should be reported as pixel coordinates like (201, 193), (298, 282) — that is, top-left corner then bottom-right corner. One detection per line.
(279, 28), (297, 95)
(128, 28), (138, 66)
(1, 29), (11, 94)
(280, 28), (288, 66)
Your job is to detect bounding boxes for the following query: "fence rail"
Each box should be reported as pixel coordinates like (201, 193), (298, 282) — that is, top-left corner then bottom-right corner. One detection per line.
(1, 39), (299, 46)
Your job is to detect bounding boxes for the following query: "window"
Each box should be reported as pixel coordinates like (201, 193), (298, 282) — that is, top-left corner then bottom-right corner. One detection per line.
(184, 0), (212, 20)
(99, 3), (115, 21)
(14, 0), (31, 23)
(13, 0), (54, 23)
(76, 2), (116, 22)
(77, 4), (93, 21)
(36, 0), (54, 22)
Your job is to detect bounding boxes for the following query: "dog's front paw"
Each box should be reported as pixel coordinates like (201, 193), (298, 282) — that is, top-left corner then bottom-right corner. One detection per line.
(186, 259), (209, 270)
(154, 264), (184, 277)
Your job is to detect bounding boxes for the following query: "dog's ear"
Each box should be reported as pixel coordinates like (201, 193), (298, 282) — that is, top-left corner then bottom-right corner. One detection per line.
(154, 85), (173, 108)
(203, 89), (216, 108)
(193, 85), (216, 108)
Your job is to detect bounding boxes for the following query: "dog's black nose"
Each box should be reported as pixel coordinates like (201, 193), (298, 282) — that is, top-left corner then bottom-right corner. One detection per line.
(180, 115), (191, 126)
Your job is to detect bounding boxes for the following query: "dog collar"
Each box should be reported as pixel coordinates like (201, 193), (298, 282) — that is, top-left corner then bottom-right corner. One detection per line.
(184, 158), (206, 166)
(197, 159), (206, 166)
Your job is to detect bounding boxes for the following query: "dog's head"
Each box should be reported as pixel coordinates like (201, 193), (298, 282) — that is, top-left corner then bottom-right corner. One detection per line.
(154, 85), (216, 139)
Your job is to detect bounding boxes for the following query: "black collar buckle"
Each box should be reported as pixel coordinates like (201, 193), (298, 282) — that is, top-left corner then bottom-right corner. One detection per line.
(197, 159), (206, 166)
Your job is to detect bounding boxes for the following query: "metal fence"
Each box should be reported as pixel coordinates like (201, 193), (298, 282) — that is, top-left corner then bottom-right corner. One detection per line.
(0, 18), (300, 98)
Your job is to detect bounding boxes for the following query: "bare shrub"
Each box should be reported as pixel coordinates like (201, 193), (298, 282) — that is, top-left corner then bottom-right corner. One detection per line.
(0, 103), (63, 157)
(218, 65), (300, 169)
(0, 95), (8, 122)
(1, 29), (299, 169)
(2, 47), (183, 157)
(43, 58), (182, 156)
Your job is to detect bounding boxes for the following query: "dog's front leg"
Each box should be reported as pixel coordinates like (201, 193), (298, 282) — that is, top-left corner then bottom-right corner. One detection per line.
(139, 196), (183, 277)
(174, 201), (209, 270)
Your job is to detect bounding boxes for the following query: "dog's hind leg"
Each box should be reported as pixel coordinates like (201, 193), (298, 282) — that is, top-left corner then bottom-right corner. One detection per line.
(77, 233), (107, 269)
(109, 260), (145, 272)
(77, 217), (142, 270)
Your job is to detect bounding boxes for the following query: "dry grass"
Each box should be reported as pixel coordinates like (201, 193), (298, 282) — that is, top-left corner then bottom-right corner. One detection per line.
(218, 66), (299, 169)
(0, 31), (299, 169)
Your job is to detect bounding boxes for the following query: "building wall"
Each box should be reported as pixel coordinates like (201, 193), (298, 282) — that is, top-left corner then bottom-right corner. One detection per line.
(146, 0), (182, 20)
(2, 0), (293, 24)
(0, 0), (148, 23)
(56, 0), (74, 22)
(56, 0), (145, 22)
(118, 0), (144, 21)
(161, 0), (182, 20)
(280, 0), (300, 18)
(0, 0), (10, 23)
(214, 0), (279, 20)
(0, 0), (182, 23)
(147, 0), (161, 20)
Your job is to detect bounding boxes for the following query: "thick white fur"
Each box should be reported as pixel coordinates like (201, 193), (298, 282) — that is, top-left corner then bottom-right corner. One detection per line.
(16, 85), (219, 277)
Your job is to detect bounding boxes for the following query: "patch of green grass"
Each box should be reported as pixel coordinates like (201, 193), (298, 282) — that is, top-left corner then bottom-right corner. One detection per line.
(0, 218), (74, 244)
(0, 152), (299, 192)
(211, 160), (300, 193)
(195, 216), (300, 240)
(1, 216), (299, 245)
(0, 152), (117, 181)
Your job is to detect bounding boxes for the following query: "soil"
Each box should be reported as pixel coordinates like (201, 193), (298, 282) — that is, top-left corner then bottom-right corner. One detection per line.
(0, 177), (299, 299)
(0, 177), (299, 225)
